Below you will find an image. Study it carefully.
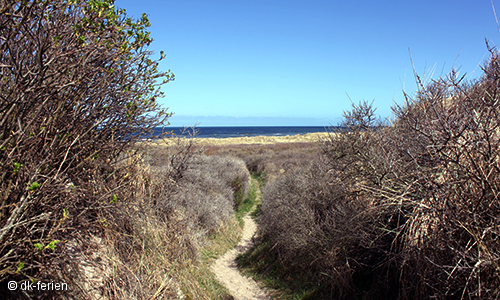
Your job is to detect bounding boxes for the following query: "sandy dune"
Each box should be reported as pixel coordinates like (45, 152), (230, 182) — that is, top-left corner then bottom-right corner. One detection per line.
(153, 132), (329, 146)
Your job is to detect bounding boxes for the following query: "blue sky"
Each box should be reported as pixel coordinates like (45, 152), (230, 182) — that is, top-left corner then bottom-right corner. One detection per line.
(115, 0), (500, 126)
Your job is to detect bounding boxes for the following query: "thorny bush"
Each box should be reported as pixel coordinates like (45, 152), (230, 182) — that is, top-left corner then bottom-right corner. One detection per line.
(391, 44), (500, 299)
(258, 45), (500, 299)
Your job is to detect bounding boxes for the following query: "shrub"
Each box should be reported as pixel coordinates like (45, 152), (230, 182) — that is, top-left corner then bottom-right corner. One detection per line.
(53, 138), (251, 298)
(256, 45), (500, 299)
(169, 154), (250, 235)
(231, 177), (245, 208)
(0, 0), (173, 297)
(258, 101), (400, 299)
(390, 44), (500, 299)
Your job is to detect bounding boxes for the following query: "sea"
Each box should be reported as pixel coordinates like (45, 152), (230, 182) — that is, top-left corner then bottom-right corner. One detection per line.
(149, 126), (333, 139)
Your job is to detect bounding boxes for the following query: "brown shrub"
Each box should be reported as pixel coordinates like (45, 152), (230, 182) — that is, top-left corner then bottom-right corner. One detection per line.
(257, 101), (402, 299)
(257, 45), (500, 299)
(260, 160), (359, 298)
(390, 44), (500, 299)
(55, 138), (251, 299)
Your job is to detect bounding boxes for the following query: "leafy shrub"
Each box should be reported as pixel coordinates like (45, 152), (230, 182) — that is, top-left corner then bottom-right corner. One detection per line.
(0, 0), (173, 297)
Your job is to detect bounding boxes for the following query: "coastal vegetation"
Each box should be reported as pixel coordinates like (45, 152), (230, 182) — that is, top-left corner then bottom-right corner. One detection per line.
(239, 46), (500, 299)
(0, 1), (252, 299)
(2, 0), (500, 299)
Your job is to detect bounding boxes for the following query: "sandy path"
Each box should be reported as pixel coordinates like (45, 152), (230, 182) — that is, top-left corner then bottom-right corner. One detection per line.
(211, 194), (270, 300)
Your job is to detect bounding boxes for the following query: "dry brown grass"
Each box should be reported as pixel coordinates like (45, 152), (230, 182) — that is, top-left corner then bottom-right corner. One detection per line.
(195, 141), (323, 185)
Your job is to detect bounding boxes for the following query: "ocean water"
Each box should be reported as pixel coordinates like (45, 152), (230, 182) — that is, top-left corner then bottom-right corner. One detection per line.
(149, 126), (333, 139)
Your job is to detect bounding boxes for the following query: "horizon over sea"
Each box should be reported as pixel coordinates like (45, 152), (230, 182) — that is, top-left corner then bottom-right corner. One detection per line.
(149, 126), (336, 139)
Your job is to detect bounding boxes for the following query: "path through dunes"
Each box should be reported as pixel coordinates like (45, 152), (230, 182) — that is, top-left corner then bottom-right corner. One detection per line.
(211, 181), (270, 300)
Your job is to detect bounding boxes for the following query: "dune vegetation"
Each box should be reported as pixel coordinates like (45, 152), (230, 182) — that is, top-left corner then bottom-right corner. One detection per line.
(0, 1), (255, 299)
(2, 1), (500, 300)
(155, 132), (330, 146)
(239, 46), (500, 299)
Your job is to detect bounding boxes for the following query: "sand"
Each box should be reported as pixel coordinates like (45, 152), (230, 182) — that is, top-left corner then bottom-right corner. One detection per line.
(153, 132), (330, 146)
(211, 180), (270, 300)
(211, 214), (269, 300)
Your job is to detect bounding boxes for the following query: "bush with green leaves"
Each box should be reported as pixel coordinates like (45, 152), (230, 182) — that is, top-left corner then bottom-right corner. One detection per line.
(0, 0), (173, 296)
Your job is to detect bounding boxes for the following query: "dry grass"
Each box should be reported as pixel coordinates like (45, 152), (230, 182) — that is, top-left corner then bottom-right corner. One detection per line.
(198, 141), (323, 184)
(93, 140), (251, 299)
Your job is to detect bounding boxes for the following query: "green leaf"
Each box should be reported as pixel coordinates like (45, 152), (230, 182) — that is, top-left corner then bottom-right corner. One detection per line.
(45, 240), (60, 251)
(13, 162), (23, 175)
(34, 243), (43, 252)
(110, 194), (117, 204)
(377, 227), (399, 234)
(28, 182), (41, 191)
(78, 35), (85, 45)
(16, 262), (25, 273)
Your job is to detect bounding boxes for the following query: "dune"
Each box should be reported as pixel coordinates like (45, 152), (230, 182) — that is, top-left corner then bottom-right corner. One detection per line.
(151, 132), (330, 146)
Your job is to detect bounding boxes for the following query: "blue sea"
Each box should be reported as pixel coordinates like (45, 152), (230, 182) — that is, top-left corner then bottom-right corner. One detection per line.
(149, 126), (333, 139)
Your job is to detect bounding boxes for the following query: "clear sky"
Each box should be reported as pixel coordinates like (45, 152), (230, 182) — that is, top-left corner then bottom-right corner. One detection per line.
(115, 0), (500, 126)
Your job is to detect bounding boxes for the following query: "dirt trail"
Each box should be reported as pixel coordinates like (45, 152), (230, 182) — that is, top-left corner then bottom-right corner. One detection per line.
(211, 183), (270, 300)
